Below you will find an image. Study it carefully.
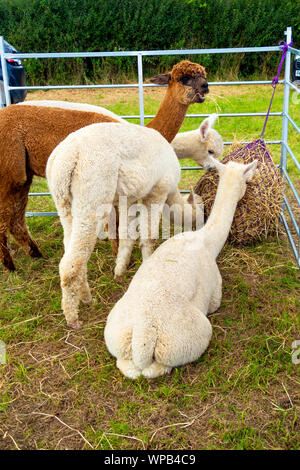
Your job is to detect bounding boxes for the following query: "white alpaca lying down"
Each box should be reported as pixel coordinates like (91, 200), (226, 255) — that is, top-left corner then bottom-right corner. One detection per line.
(104, 156), (258, 379)
(46, 123), (203, 329)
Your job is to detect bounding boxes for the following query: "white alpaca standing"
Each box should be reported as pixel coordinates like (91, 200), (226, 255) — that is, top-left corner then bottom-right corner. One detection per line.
(46, 122), (203, 329)
(104, 157), (258, 379)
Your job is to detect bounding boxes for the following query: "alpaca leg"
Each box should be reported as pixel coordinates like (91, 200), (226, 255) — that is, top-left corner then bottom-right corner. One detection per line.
(77, 224), (100, 305)
(0, 196), (16, 272)
(142, 362), (172, 378)
(104, 312), (139, 378)
(9, 181), (42, 259)
(139, 238), (154, 260)
(140, 186), (169, 260)
(58, 205), (92, 304)
(114, 204), (138, 278)
(107, 206), (119, 255)
(154, 304), (212, 370)
(60, 252), (86, 329)
(116, 359), (141, 379)
(58, 207), (73, 252)
(10, 218), (42, 259)
(208, 269), (222, 314)
(106, 322), (142, 376)
(59, 218), (98, 328)
(79, 261), (93, 305)
(166, 188), (204, 230)
(0, 233), (15, 272)
(114, 238), (136, 279)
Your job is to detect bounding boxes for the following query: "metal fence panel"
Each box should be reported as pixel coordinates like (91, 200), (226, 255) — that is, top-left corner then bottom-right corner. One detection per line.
(0, 29), (299, 266)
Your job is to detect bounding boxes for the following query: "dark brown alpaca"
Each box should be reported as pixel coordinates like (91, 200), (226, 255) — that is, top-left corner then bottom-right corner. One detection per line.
(0, 60), (208, 272)
(147, 60), (208, 142)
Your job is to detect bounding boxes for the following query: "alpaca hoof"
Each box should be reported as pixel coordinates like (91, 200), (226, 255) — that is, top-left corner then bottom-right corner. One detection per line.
(29, 243), (43, 259)
(142, 362), (172, 379)
(4, 258), (16, 272)
(67, 319), (82, 329)
(81, 291), (93, 304)
(110, 239), (119, 256)
(81, 295), (93, 305)
(114, 274), (122, 282)
(116, 359), (141, 379)
(114, 264), (125, 280)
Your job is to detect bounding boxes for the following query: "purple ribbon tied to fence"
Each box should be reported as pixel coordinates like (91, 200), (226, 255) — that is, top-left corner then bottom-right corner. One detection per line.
(261, 38), (293, 139)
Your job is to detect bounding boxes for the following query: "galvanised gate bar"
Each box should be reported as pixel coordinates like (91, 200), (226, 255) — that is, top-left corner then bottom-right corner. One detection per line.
(0, 27), (299, 267)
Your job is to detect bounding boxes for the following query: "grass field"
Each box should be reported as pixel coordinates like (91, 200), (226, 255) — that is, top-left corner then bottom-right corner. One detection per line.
(0, 84), (299, 450)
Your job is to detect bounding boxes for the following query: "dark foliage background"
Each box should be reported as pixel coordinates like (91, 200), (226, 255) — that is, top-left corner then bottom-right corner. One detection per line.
(1, 0), (299, 84)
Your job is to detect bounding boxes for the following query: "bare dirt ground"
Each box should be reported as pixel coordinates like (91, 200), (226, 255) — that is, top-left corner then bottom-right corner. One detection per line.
(24, 86), (165, 106)
(24, 83), (240, 108)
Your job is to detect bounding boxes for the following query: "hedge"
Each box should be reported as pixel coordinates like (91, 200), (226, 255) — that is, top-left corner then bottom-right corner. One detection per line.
(1, 0), (299, 84)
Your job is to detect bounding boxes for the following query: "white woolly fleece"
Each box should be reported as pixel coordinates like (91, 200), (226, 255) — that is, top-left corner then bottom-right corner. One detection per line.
(104, 157), (258, 379)
(46, 122), (202, 329)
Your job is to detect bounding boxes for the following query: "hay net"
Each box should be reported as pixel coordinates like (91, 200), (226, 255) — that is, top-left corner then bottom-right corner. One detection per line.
(194, 37), (294, 245)
(195, 138), (284, 245)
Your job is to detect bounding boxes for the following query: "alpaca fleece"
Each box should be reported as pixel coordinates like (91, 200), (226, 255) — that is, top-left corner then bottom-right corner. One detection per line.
(0, 105), (119, 271)
(171, 60), (206, 80)
(0, 105), (119, 181)
(19, 99), (128, 124)
(46, 122), (199, 328)
(104, 157), (258, 379)
(171, 114), (223, 163)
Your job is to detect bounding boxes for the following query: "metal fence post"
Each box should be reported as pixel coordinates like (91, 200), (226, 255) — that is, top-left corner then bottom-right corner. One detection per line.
(137, 53), (145, 126)
(280, 27), (292, 173)
(0, 36), (11, 106)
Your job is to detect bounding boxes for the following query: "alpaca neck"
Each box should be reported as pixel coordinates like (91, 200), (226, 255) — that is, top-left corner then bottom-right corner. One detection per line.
(146, 85), (189, 143)
(202, 175), (240, 259)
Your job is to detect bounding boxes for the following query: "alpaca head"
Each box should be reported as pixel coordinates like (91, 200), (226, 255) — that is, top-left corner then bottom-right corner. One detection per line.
(198, 114), (224, 162)
(171, 114), (223, 164)
(204, 157), (258, 201)
(149, 60), (209, 105)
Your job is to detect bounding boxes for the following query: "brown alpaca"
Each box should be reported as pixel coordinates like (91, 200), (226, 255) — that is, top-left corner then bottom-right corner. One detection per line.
(0, 106), (119, 271)
(0, 60), (208, 272)
(147, 60), (208, 142)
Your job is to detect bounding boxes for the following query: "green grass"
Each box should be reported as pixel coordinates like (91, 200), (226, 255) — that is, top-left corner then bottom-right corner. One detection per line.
(0, 85), (299, 450)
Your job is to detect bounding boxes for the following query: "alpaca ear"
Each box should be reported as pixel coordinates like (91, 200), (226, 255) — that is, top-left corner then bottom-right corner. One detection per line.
(199, 114), (218, 141)
(243, 160), (258, 182)
(202, 155), (224, 173)
(212, 158), (225, 174)
(148, 73), (172, 85)
(186, 188), (203, 207)
(187, 187), (195, 205)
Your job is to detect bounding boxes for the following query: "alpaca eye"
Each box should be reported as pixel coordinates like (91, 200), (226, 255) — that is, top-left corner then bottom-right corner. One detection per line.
(208, 150), (214, 155)
(180, 76), (191, 85)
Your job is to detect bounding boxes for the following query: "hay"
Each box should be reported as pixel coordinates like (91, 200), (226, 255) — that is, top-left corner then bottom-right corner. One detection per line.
(195, 139), (284, 245)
